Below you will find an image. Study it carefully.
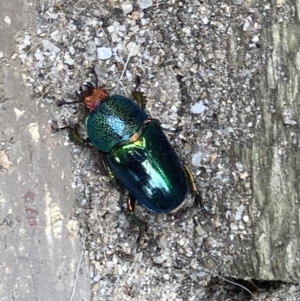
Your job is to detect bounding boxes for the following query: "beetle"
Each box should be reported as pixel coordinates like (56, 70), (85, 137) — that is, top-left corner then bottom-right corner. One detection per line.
(54, 71), (202, 227)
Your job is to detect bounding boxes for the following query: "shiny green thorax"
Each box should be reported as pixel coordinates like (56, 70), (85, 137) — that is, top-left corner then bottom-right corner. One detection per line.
(86, 94), (148, 153)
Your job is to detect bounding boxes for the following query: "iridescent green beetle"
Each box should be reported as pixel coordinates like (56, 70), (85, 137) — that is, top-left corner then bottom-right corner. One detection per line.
(56, 73), (202, 226)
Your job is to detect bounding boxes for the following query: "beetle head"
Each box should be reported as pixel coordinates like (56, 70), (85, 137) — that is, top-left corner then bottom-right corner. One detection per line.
(78, 84), (109, 111)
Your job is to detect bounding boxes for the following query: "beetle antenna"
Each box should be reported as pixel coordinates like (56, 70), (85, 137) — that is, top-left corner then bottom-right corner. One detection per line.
(90, 68), (99, 87)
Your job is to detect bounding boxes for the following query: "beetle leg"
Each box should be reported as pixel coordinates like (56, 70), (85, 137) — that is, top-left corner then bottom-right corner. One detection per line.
(127, 193), (136, 213)
(117, 188), (127, 211)
(52, 123), (92, 147)
(69, 127), (92, 147)
(101, 157), (125, 204)
(182, 164), (207, 213)
(126, 194), (147, 242)
(56, 99), (82, 107)
(51, 123), (70, 133)
(131, 74), (146, 109)
(131, 84), (170, 126)
(131, 91), (146, 110)
(127, 194), (146, 226)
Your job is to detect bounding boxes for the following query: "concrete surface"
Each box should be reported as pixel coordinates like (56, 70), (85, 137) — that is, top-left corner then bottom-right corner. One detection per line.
(0, 1), (90, 300)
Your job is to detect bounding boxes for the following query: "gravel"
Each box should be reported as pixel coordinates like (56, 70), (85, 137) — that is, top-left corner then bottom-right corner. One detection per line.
(15, 0), (278, 300)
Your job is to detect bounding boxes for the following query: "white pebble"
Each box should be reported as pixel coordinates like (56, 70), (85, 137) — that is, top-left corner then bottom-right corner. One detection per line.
(243, 20), (250, 31)
(202, 16), (209, 25)
(137, 0), (153, 9)
(4, 16), (11, 25)
(192, 152), (203, 167)
(107, 25), (114, 33)
(234, 205), (244, 221)
(97, 47), (112, 60)
(126, 42), (139, 56)
(50, 30), (62, 42)
(34, 51), (44, 61)
(23, 35), (31, 46)
(121, 2), (133, 15)
(230, 223), (238, 231)
(42, 40), (60, 53)
(64, 57), (74, 65)
(93, 274), (101, 282)
(86, 41), (96, 54)
(191, 101), (206, 114)
(243, 215), (249, 223)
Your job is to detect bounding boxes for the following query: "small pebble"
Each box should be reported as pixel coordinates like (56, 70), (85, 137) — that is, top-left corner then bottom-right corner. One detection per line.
(191, 101), (206, 114)
(137, 0), (153, 9)
(121, 2), (133, 15)
(4, 16), (11, 25)
(97, 47), (112, 60)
